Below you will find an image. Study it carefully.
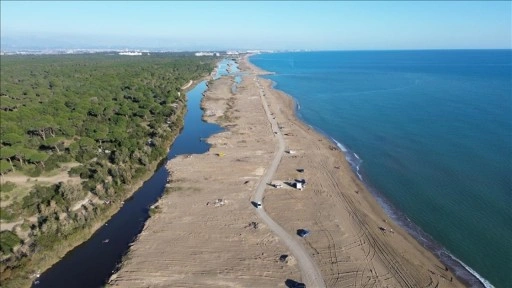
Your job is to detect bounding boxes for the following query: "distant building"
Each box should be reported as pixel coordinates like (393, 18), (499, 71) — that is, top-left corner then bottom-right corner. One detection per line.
(195, 52), (215, 56)
(119, 51), (142, 56)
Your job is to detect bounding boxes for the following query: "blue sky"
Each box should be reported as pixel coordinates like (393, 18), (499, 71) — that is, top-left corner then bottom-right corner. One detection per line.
(1, 1), (511, 50)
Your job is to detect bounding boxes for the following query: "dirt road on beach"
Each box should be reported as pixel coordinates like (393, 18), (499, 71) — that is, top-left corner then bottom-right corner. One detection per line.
(109, 56), (464, 288)
(253, 78), (325, 287)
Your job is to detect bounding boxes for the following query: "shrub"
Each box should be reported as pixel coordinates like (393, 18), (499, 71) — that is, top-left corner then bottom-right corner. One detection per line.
(43, 155), (62, 172)
(69, 165), (89, 179)
(148, 205), (161, 217)
(25, 166), (43, 177)
(133, 167), (146, 179)
(0, 208), (16, 221)
(0, 181), (16, 193)
(0, 231), (21, 255)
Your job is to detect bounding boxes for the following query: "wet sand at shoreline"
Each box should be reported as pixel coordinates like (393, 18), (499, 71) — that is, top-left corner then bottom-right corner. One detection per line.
(109, 56), (463, 287)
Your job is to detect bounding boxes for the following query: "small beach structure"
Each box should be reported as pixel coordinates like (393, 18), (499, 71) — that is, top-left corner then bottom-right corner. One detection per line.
(294, 178), (306, 190)
(273, 183), (283, 188)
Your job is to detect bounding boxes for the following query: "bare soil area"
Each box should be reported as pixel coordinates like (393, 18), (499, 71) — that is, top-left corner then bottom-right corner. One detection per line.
(110, 57), (463, 288)
(0, 162), (82, 208)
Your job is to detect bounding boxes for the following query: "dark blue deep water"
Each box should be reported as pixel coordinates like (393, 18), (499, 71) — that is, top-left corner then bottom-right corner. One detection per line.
(35, 79), (223, 288)
(251, 50), (512, 288)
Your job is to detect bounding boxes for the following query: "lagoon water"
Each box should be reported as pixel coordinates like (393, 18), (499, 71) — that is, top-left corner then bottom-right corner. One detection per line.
(250, 50), (511, 288)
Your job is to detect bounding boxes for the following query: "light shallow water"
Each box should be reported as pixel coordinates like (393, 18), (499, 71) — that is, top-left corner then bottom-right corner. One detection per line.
(250, 50), (512, 288)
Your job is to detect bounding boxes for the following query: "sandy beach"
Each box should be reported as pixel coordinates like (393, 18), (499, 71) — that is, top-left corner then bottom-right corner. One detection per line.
(109, 56), (464, 287)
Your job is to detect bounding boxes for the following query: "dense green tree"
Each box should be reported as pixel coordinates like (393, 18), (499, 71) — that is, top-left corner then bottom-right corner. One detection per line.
(0, 231), (21, 255)
(28, 151), (49, 167)
(78, 137), (96, 150)
(0, 147), (16, 170)
(0, 159), (12, 176)
(57, 181), (86, 205)
(1, 133), (25, 146)
(43, 137), (65, 153)
(16, 147), (37, 166)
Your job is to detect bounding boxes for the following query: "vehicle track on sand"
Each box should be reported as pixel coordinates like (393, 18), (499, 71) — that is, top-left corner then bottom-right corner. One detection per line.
(314, 218), (342, 287)
(321, 157), (422, 288)
(252, 77), (326, 288)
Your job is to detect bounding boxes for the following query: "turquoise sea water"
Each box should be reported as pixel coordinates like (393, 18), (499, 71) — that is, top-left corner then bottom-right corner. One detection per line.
(250, 50), (511, 288)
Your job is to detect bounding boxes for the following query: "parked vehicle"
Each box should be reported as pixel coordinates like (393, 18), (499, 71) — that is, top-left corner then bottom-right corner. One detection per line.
(251, 201), (262, 208)
(297, 229), (310, 237)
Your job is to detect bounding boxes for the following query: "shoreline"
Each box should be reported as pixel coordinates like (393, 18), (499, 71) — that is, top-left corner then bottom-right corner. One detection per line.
(242, 54), (469, 287)
(245, 54), (485, 287)
(110, 56), (464, 287)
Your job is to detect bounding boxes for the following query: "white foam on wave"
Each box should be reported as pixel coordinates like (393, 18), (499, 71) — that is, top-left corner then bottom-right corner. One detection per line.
(449, 254), (495, 288)
(331, 138), (364, 180)
(355, 166), (363, 181)
(332, 138), (347, 152)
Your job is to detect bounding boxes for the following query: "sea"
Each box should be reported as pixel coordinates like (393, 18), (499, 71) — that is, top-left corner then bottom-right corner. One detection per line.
(250, 50), (511, 288)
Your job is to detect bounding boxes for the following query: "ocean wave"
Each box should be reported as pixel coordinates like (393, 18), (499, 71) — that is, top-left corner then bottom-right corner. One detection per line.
(449, 254), (495, 288)
(329, 136), (491, 288)
(333, 138), (347, 152)
(331, 138), (364, 181)
(376, 195), (492, 288)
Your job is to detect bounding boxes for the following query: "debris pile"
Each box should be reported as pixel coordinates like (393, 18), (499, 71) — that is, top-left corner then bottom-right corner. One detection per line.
(246, 222), (259, 229)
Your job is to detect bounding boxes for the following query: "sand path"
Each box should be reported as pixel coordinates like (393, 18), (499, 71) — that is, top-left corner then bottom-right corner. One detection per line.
(181, 80), (193, 90)
(1, 174), (79, 185)
(253, 78), (326, 287)
(1, 162), (81, 186)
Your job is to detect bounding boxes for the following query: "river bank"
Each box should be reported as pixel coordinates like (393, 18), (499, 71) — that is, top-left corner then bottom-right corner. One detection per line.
(109, 55), (463, 287)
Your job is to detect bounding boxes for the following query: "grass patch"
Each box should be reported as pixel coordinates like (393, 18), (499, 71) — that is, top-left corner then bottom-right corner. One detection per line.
(0, 182), (16, 193)
(1, 182), (32, 207)
(148, 204), (161, 217)
(0, 231), (22, 255)
(164, 185), (183, 195)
